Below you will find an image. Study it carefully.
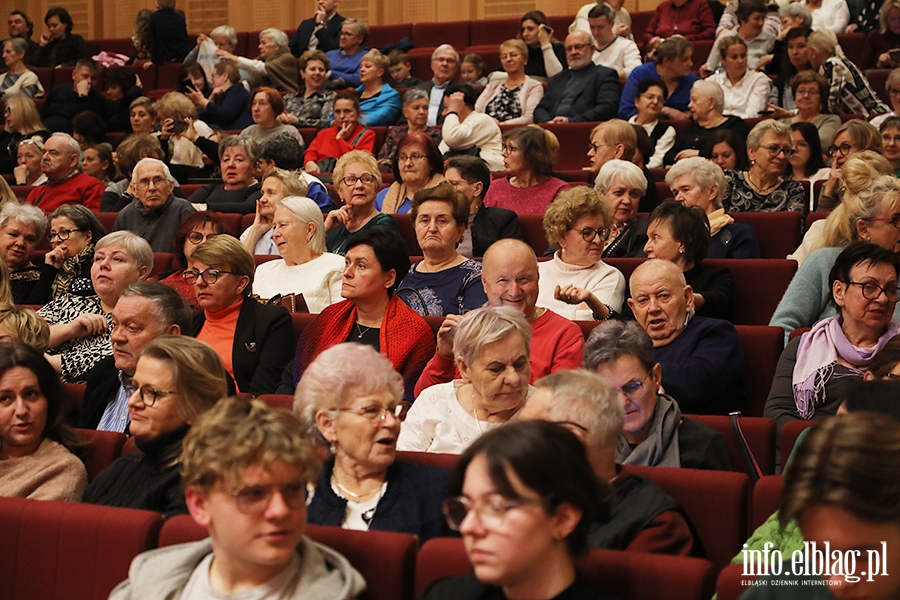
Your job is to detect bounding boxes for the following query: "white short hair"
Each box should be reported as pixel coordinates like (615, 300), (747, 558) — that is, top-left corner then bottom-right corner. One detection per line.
(432, 44), (459, 61)
(133, 157), (174, 184)
(692, 80), (724, 112)
(665, 157), (726, 208)
(594, 159), (647, 194)
(260, 28), (289, 49)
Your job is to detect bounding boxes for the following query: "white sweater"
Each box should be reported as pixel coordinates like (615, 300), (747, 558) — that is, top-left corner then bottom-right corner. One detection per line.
(536, 251), (626, 320)
(439, 112), (504, 171)
(252, 252), (344, 314)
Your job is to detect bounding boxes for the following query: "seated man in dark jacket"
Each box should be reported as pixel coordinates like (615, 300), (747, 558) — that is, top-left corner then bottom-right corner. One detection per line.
(39, 58), (108, 133)
(521, 368), (700, 554)
(534, 30), (620, 123)
(288, 0), (345, 55)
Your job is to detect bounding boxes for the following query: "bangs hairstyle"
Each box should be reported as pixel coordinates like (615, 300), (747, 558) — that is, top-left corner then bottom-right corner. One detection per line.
(447, 420), (611, 555)
(190, 234), (256, 291)
(138, 335), (228, 426)
(95, 231), (154, 275)
(594, 159), (647, 194)
(666, 156), (727, 208)
(181, 396), (320, 494)
(411, 182), (470, 226)
(344, 226), (410, 296)
(833, 119), (882, 154)
(453, 306), (532, 366)
(533, 369), (624, 451)
(252, 87), (284, 116)
(543, 186), (611, 246)
(300, 49), (330, 71)
(780, 411), (900, 527)
(115, 133), (163, 176)
(294, 343), (404, 444)
(262, 167), (309, 198)
(647, 202), (711, 266)
(0, 202), (47, 240)
(276, 195), (328, 254)
(828, 241), (900, 309)
(0, 306), (49, 352)
(583, 319), (656, 373)
(48, 204), (106, 245)
(173, 211), (225, 266)
(334, 149), (382, 188)
(393, 132), (444, 183)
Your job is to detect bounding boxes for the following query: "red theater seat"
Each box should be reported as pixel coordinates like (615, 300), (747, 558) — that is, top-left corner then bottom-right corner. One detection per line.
(716, 563), (756, 600)
(415, 537), (716, 600)
(470, 18), (520, 46)
(63, 382), (85, 408)
(751, 475), (784, 531)
(780, 419), (817, 461)
(256, 394), (295, 411)
(368, 24), (414, 48)
(291, 312), (318, 342)
(685, 415), (776, 476)
(75, 428), (128, 481)
(735, 325), (784, 418)
(98, 211), (117, 232)
(0, 497), (163, 600)
(729, 211), (802, 260)
(413, 21), (470, 51)
(214, 212), (243, 237)
(518, 213), (549, 256)
(396, 450), (458, 470)
(392, 213), (422, 255)
(151, 252), (175, 278)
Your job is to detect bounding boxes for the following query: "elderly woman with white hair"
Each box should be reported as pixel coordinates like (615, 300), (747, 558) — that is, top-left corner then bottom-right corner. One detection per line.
(722, 119), (806, 213)
(595, 159), (649, 259)
(0, 38), (43, 98)
(667, 156), (761, 258)
(0, 202), (47, 303)
(806, 30), (890, 118)
(39, 231), (152, 383)
(215, 28), (299, 93)
(252, 195), (345, 313)
(584, 320), (731, 470)
(664, 80), (749, 165)
(295, 343), (451, 540)
(399, 306), (532, 454)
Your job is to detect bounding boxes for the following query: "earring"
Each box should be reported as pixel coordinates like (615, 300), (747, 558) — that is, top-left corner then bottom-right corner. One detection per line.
(329, 441), (337, 454)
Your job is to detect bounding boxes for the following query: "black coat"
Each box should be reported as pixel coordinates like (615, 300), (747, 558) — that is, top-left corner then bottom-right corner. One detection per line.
(289, 14), (345, 56)
(534, 64), (620, 123)
(471, 204), (525, 257)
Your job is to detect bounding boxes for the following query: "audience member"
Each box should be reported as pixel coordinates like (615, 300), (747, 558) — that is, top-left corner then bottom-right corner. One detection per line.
(778, 70), (840, 148)
(704, 0), (774, 73)
(357, 49), (401, 126)
(519, 11), (568, 81)
(723, 119), (806, 212)
(881, 116), (900, 176)
(304, 90), (375, 175)
(296, 343), (450, 539)
(445, 155), (524, 258)
(787, 121), (830, 188)
(627, 259), (746, 415)
(111, 395), (364, 599)
(6, 11), (40, 66)
(159, 211), (226, 307)
(252, 195), (345, 313)
(667, 156), (760, 258)
(189, 61), (253, 131)
(286, 227), (434, 400)
(177, 63), (211, 98)
(627, 79), (675, 169)
(395, 183), (488, 316)
(419, 421), (611, 599)
(702, 129), (750, 173)
(25, 133), (104, 212)
(534, 30), (619, 124)
(596, 159), (649, 258)
(0, 96), (49, 176)
(218, 28), (299, 92)
(183, 25), (239, 70)
(257, 133), (333, 211)
(484, 126), (568, 214)
(538, 186), (625, 320)
(240, 167), (308, 255)
(1, 203), (46, 304)
(664, 80), (749, 165)
(475, 40), (544, 125)
(588, 119), (638, 180)
(861, 0), (900, 69)
(818, 119), (883, 210)
(188, 135), (262, 214)
(82, 335), (226, 516)
(387, 50), (421, 88)
(33, 7), (89, 67)
(802, 0), (850, 33)
(101, 134), (164, 212)
(80, 282), (192, 432)
(148, 0), (188, 65)
(188, 235), (294, 395)
(327, 19), (368, 88)
(400, 306), (531, 453)
(281, 50), (336, 128)
(643, 0), (716, 52)
(708, 35), (771, 119)
(81, 145), (115, 185)
(155, 91), (215, 181)
(439, 82), (504, 170)
(241, 87), (305, 145)
(415, 45), (460, 126)
(128, 96), (156, 134)
(39, 58), (106, 133)
(39, 232), (152, 383)
(584, 321), (731, 469)
(460, 53), (488, 85)
(768, 26), (812, 114)
(114, 158), (195, 252)
(808, 29), (890, 117)
(589, 3), (641, 78)
(0, 38), (43, 98)
(378, 134), (445, 215)
(619, 36), (699, 120)
(104, 69), (143, 133)
(289, 0), (345, 55)
(766, 242), (900, 432)
(71, 110), (108, 150)
(413, 238), (584, 396)
(572, 0), (634, 40)
(0, 343), (86, 501)
(377, 88), (443, 171)
(0, 306), (50, 351)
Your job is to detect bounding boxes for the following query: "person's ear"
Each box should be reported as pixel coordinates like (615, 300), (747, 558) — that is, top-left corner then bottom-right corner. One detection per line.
(472, 181), (483, 201)
(457, 356), (470, 382)
(551, 502), (583, 542)
(614, 143), (625, 159)
(137, 265), (150, 281)
(315, 409), (337, 444)
(165, 323), (181, 335)
(306, 221), (316, 243)
(651, 362), (663, 390)
(384, 268), (396, 290)
(185, 487), (213, 528)
(833, 279), (847, 308)
(708, 183), (719, 205)
(627, 297), (635, 312)
(235, 274), (251, 295)
(864, 370), (876, 381)
(683, 284), (695, 312)
(856, 219), (871, 242)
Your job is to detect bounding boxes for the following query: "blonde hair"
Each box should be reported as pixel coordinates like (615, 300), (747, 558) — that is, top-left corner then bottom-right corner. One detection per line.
(0, 258), (16, 308)
(276, 195), (328, 254)
(262, 168), (309, 198)
(5, 95), (44, 135)
(0, 306), (50, 352)
(361, 49), (390, 71)
(190, 235), (256, 292)
(155, 91), (198, 120)
(453, 306), (532, 367)
(821, 156), (900, 249)
(182, 396), (319, 493)
(542, 187), (611, 246)
(333, 150), (382, 190)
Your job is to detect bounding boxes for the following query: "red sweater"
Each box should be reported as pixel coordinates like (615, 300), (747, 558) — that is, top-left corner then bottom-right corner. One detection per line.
(304, 124), (376, 165)
(643, 0), (716, 42)
(26, 172), (104, 212)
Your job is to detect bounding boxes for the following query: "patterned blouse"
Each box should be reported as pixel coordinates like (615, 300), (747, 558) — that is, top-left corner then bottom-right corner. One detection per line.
(38, 294), (112, 384)
(722, 170), (805, 213)
(485, 84), (523, 123)
(283, 88), (336, 129)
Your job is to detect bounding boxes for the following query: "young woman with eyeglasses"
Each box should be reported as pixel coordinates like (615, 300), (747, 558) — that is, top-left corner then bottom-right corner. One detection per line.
(536, 187), (625, 321)
(83, 335), (227, 516)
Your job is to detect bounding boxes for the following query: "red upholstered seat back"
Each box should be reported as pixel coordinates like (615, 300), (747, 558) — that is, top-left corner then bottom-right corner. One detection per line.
(716, 563), (756, 600)
(684, 415), (776, 476)
(396, 450), (458, 471)
(0, 497), (163, 600)
(751, 475), (784, 532)
(74, 428), (128, 481)
(729, 211), (802, 260)
(734, 325), (784, 418)
(780, 419), (818, 462)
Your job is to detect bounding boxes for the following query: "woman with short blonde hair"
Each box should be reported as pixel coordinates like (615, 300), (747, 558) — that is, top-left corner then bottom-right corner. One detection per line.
(475, 39), (545, 125)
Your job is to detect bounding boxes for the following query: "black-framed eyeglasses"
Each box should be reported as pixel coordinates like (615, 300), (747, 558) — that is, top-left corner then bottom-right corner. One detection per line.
(125, 384), (179, 407)
(46, 228), (83, 242)
(186, 231), (219, 244)
(759, 144), (795, 158)
(847, 281), (900, 302)
(229, 481), (308, 514)
(341, 174), (376, 186)
(182, 268), (236, 284)
(330, 404), (404, 422)
(828, 143), (855, 157)
(575, 226), (611, 242)
(442, 493), (543, 531)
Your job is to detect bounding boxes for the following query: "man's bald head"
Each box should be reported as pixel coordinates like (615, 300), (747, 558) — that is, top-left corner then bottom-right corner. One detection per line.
(482, 239), (540, 320)
(628, 259), (693, 348)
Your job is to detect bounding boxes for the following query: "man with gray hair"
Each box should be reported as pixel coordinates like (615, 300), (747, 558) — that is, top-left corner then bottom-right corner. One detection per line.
(414, 44), (460, 126)
(113, 158), (195, 252)
(326, 19), (368, 87)
(80, 281), (194, 432)
(25, 132), (104, 212)
(520, 368), (697, 554)
(627, 259), (745, 415)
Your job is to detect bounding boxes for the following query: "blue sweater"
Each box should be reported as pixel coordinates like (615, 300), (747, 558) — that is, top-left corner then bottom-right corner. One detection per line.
(358, 84), (402, 126)
(654, 315), (746, 415)
(619, 62), (699, 119)
(327, 48), (367, 88)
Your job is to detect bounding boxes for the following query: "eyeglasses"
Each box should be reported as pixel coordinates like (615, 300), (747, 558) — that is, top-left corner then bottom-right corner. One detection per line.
(589, 141), (611, 153)
(759, 144), (795, 157)
(341, 174), (377, 186)
(433, 57), (458, 64)
(500, 144), (519, 154)
(230, 481), (307, 514)
(125, 383), (179, 407)
(46, 228), (83, 242)
(135, 176), (169, 189)
(890, 87), (900, 97)
(187, 231), (218, 244)
(564, 43), (591, 52)
(828, 143), (855, 157)
(182, 268), (236, 284)
(794, 88), (820, 97)
(884, 134), (900, 144)
(442, 493), (543, 531)
(847, 281), (900, 302)
(397, 153), (427, 163)
(330, 404), (404, 422)
(574, 226), (611, 242)
(610, 373), (651, 400)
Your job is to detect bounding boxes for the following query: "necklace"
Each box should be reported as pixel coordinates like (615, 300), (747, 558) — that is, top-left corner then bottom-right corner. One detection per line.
(747, 171), (782, 194)
(331, 473), (382, 502)
(331, 473), (387, 525)
(355, 322), (371, 339)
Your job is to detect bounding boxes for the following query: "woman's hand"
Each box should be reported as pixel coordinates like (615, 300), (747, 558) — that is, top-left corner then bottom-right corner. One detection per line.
(646, 36), (662, 53)
(13, 164), (28, 185)
(277, 112), (299, 125)
(614, 23), (631, 38)
(214, 48), (238, 62)
(755, 54), (774, 71)
(44, 246), (68, 269)
(879, 51), (893, 68)
(768, 104), (792, 119)
(675, 149), (700, 161)
(435, 314), (463, 358)
(554, 285), (591, 306)
(324, 205), (351, 231)
(251, 199), (273, 231)
(159, 117), (175, 141)
(699, 64), (714, 78)
(196, 33), (209, 47)
(70, 313), (109, 338)
(336, 119), (355, 140)
(659, 106), (691, 120)
(536, 24), (552, 47)
(185, 87), (207, 107)
(183, 118), (199, 143)
(823, 160), (842, 197)
(305, 160), (320, 174)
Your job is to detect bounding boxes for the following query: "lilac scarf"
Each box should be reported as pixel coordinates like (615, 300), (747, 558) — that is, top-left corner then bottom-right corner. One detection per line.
(792, 316), (900, 419)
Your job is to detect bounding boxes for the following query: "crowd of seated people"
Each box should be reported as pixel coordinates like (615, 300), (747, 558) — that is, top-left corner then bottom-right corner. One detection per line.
(7, 5), (900, 597)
